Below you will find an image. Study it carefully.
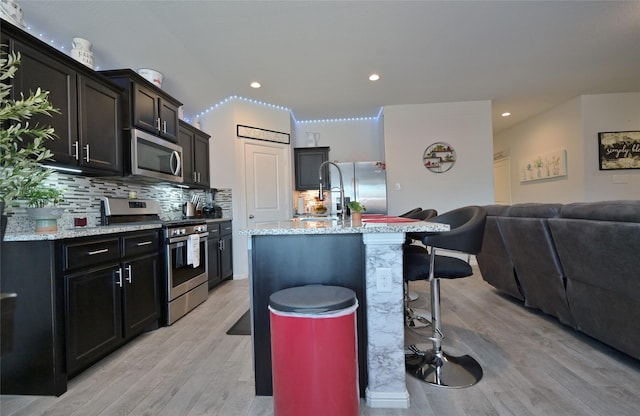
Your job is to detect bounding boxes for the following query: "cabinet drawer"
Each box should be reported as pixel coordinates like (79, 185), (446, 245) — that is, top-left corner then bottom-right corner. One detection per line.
(207, 223), (220, 238)
(220, 222), (232, 236)
(63, 237), (120, 271)
(122, 231), (160, 258)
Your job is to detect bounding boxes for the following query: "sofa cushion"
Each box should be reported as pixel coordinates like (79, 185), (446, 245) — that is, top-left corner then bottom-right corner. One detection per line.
(507, 203), (563, 218)
(560, 200), (640, 222)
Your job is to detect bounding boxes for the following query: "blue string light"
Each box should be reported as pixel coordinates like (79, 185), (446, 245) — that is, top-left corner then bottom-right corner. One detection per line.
(192, 95), (381, 124)
(21, 21), (381, 124)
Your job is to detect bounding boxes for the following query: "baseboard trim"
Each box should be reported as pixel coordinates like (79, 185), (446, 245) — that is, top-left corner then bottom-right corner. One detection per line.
(365, 388), (410, 408)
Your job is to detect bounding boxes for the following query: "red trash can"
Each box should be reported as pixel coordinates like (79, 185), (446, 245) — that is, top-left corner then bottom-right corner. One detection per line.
(269, 285), (359, 416)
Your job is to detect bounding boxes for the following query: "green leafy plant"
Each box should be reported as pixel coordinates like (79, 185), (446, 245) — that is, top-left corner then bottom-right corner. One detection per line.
(22, 186), (65, 208)
(347, 200), (366, 213)
(0, 46), (60, 205)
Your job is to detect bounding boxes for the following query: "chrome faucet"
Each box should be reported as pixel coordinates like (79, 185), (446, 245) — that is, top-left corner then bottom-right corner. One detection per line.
(318, 161), (345, 217)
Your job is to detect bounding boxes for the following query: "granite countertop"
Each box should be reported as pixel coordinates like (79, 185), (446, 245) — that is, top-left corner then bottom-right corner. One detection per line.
(240, 217), (449, 236)
(3, 223), (163, 242)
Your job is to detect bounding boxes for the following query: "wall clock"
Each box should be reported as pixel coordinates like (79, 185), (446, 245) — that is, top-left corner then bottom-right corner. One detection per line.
(423, 142), (456, 173)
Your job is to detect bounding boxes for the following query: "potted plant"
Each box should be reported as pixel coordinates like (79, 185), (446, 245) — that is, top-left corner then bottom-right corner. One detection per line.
(348, 200), (366, 226)
(0, 46), (59, 236)
(23, 185), (65, 233)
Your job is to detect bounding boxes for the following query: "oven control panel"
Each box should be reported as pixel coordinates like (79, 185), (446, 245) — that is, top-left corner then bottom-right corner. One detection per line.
(166, 224), (208, 239)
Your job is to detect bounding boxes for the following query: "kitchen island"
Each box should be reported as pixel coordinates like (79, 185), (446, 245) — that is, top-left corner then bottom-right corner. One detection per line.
(240, 217), (449, 409)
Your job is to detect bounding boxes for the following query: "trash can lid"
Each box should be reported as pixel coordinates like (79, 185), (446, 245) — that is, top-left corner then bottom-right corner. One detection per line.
(269, 285), (356, 314)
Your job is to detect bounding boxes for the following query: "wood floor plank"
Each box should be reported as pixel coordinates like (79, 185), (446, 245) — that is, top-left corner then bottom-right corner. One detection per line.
(2, 269), (639, 416)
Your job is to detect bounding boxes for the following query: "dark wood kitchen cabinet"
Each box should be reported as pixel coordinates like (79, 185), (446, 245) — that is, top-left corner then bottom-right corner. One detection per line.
(0, 229), (161, 395)
(207, 220), (233, 289)
(1, 23), (123, 175)
(178, 120), (211, 188)
(64, 231), (160, 375)
(101, 69), (182, 143)
(294, 147), (330, 190)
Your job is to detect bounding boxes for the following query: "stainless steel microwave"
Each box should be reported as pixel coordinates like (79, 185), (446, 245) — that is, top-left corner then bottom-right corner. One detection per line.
(128, 129), (183, 183)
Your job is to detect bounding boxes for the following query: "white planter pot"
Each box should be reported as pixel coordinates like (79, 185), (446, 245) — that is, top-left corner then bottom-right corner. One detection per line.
(27, 207), (64, 233)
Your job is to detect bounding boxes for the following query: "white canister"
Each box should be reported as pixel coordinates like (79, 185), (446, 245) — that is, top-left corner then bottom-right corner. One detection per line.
(72, 37), (92, 51)
(138, 68), (163, 88)
(70, 37), (94, 69)
(71, 49), (95, 69)
(0, 0), (25, 29)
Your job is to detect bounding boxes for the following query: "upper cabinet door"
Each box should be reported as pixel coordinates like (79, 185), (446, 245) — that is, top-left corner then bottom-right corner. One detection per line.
(294, 147), (330, 191)
(193, 133), (210, 188)
(178, 120), (210, 188)
(8, 37), (78, 166)
(158, 98), (180, 143)
(132, 84), (159, 134)
(78, 76), (122, 173)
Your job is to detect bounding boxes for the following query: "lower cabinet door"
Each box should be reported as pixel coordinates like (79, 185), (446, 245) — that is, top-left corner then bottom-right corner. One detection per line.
(207, 236), (221, 289)
(122, 254), (160, 338)
(220, 234), (233, 279)
(65, 263), (123, 375)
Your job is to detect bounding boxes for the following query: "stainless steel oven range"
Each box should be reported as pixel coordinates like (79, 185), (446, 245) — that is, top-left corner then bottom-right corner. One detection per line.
(101, 197), (209, 326)
(162, 220), (208, 325)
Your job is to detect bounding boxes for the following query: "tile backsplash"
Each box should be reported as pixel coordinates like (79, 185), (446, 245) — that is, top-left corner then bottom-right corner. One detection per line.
(3, 172), (232, 233)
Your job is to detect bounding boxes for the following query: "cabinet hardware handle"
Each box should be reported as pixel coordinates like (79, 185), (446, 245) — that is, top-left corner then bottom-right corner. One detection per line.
(84, 144), (90, 162)
(193, 171), (198, 182)
(88, 248), (109, 255)
(125, 265), (133, 283)
(218, 240), (224, 251)
(115, 268), (123, 287)
(156, 118), (161, 131)
(198, 172), (202, 182)
(249, 214), (254, 219)
(72, 141), (79, 160)
(136, 241), (153, 246)
(163, 120), (167, 134)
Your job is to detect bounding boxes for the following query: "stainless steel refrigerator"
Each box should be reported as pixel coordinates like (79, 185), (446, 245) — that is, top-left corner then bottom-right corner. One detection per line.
(329, 161), (387, 214)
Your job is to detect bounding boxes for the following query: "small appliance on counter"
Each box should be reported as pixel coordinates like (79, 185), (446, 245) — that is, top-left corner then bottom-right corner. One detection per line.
(203, 205), (223, 218)
(202, 189), (223, 218)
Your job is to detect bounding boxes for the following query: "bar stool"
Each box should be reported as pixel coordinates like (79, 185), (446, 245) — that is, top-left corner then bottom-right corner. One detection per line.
(401, 209), (437, 325)
(403, 206), (487, 388)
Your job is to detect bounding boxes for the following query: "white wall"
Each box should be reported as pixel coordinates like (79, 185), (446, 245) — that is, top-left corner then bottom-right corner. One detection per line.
(494, 92), (640, 203)
(383, 101), (495, 215)
(201, 99), (292, 279)
(292, 119), (384, 162)
(494, 97), (585, 203)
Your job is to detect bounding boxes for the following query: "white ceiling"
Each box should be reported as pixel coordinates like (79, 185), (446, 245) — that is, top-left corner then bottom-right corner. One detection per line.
(14, 0), (640, 133)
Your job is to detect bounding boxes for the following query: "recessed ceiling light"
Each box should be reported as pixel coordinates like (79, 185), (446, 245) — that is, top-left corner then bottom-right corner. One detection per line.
(501, 112), (511, 117)
(250, 81), (261, 89)
(369, 73), (380, 81)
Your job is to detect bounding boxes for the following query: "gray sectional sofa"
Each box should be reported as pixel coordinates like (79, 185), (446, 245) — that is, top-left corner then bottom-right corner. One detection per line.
(476, 201), (640, 360)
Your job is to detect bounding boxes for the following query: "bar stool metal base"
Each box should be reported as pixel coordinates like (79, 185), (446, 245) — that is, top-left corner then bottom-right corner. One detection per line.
(405, 348), (483, 388)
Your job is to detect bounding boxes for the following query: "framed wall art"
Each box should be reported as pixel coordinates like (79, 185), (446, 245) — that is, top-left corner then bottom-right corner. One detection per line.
(598, 131), (640, 170)
(519, 149), (567, 182)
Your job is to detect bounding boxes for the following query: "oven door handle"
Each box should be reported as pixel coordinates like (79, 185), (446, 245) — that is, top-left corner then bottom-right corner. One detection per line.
(168, 232), (209, 244)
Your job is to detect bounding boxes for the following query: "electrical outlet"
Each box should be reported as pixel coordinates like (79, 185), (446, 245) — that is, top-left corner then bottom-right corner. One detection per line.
(376, 267), (393, 293)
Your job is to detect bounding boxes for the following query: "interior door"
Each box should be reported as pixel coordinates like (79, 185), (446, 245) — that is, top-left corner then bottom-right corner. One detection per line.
(245, 142), (290, 227)
(493, 157), (512, 205)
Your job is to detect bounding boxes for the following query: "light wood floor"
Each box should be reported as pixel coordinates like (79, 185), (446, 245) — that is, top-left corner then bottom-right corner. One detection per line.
(2, 268), (639, 416)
